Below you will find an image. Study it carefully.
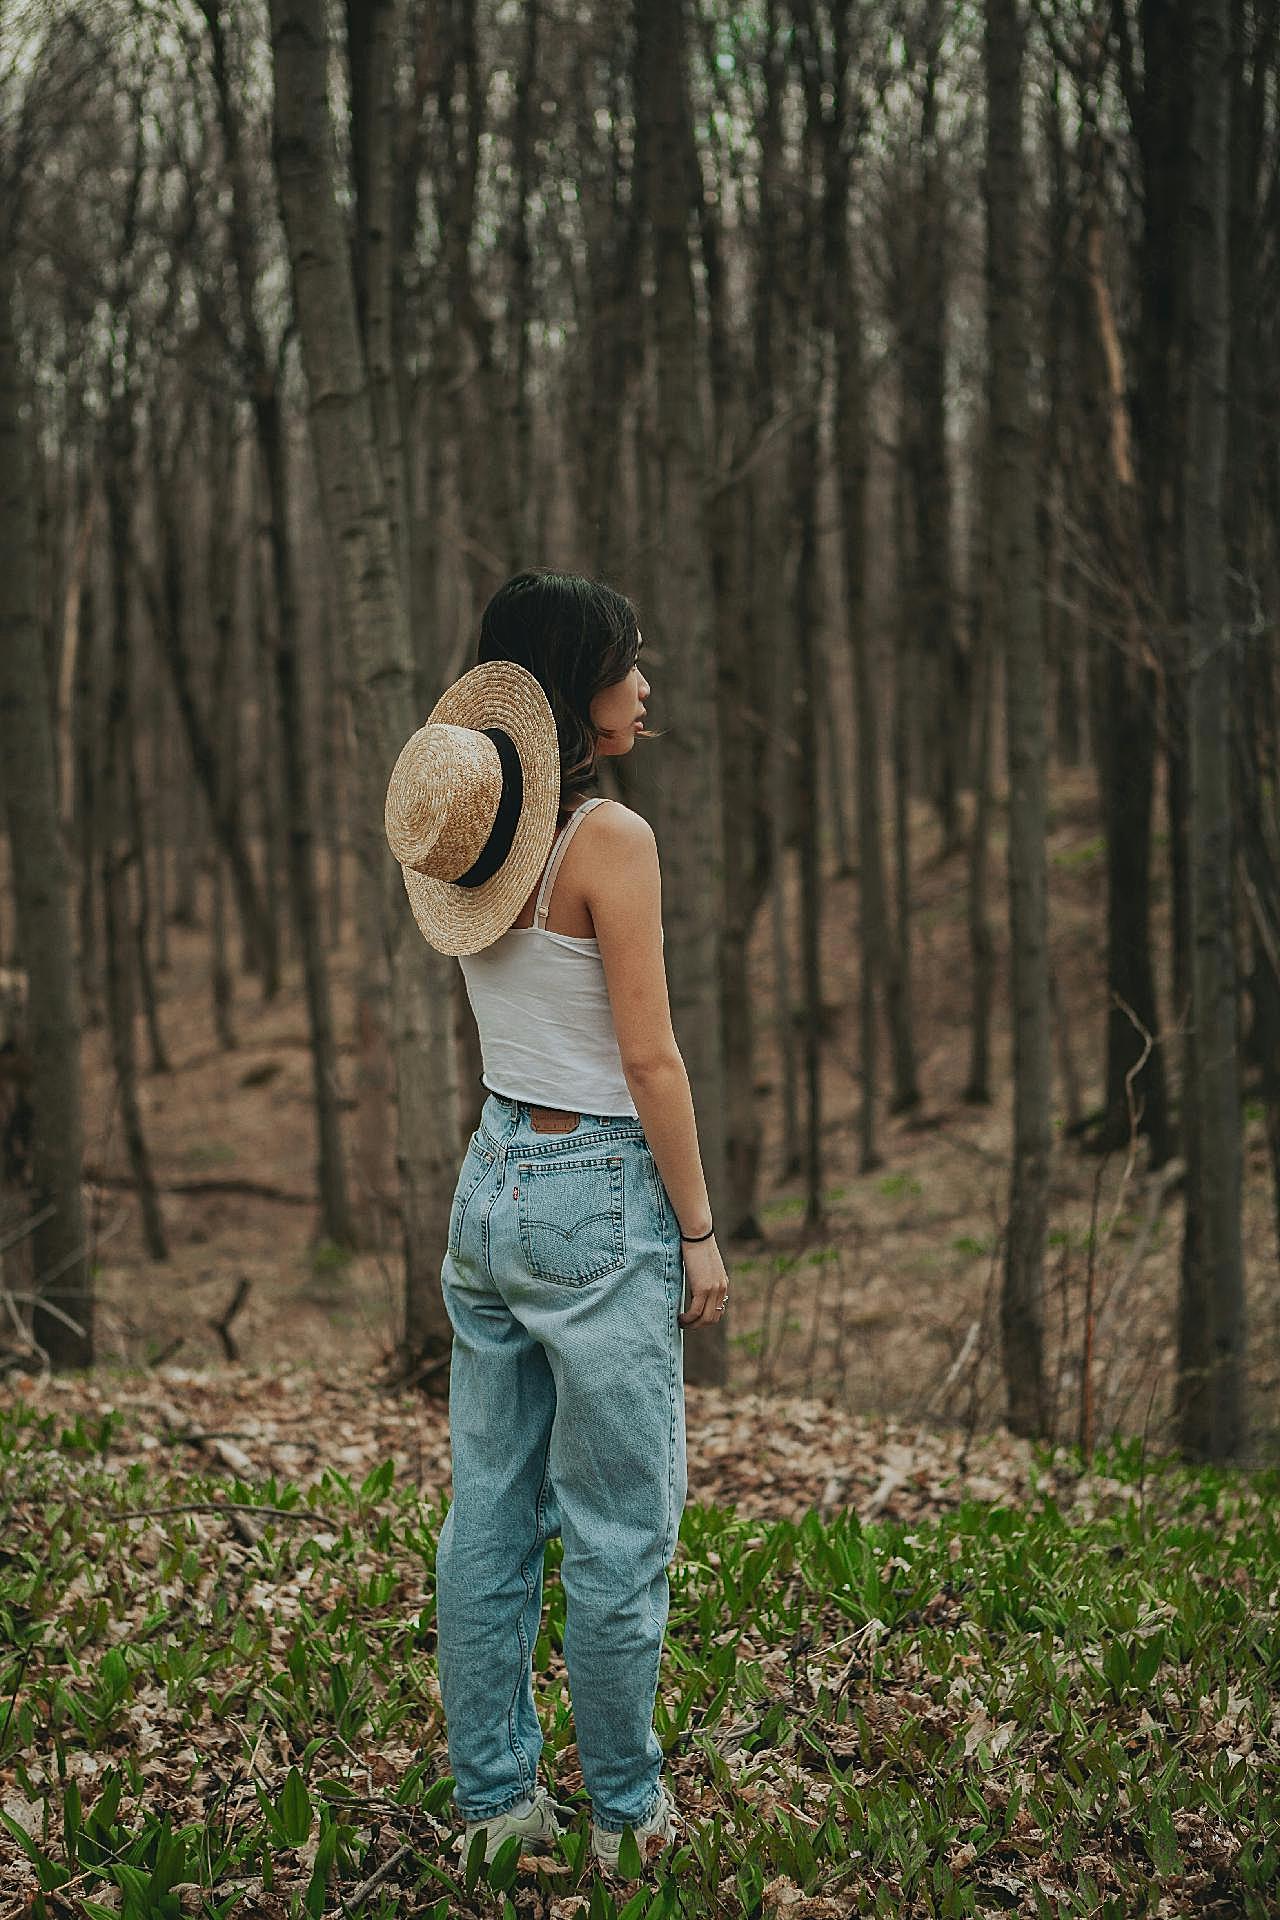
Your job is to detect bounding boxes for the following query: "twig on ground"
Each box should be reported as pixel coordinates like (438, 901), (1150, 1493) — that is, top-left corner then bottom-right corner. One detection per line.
(341, 1842), (413, 1914)
(90, 1499), (341, 1530)
(210, 1275), (252, 1361)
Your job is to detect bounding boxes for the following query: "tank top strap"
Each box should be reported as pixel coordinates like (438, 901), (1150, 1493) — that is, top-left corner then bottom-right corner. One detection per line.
(534, 796), (609, 929)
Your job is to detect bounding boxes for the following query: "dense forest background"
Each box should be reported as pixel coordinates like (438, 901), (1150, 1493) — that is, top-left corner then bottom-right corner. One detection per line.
(0, 0), (1275, 1465)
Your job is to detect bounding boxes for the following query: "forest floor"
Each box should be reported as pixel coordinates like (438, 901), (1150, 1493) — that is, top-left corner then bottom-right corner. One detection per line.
(2, 1376), (1275, 1918)
(4, 767), (1278, 1918)
(64, 762), (1278, 1467)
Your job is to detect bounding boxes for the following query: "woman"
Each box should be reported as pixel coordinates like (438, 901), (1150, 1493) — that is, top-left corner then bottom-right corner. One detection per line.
(383, 570), (731, 1880)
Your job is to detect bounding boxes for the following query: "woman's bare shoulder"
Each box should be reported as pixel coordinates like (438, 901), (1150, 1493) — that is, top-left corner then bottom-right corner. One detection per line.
(576, 799), (659, 898)
(585, 797), (656, 849)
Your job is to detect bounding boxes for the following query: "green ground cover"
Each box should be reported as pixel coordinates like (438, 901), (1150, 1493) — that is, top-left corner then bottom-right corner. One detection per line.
(0, 1396), (1276, 1918)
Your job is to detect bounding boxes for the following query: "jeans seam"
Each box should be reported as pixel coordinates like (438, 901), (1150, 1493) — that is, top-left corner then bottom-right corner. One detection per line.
(505, 1425), (555, 1795)
(648, 1275), (680, 1634)
(449, 1148), (494, 1259)
(480, 1169), (500, 1287)
(480, 1113), (518, 1285)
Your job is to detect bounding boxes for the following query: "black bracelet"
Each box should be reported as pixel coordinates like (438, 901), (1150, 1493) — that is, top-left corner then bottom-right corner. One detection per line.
(679, 1222), (715, 1243)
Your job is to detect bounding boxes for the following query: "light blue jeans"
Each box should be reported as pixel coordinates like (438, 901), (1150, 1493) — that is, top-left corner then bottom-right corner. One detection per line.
(434, 1090), (688, 1833)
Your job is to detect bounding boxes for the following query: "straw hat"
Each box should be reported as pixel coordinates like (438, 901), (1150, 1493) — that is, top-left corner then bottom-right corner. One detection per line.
(384, 660), (563, 956)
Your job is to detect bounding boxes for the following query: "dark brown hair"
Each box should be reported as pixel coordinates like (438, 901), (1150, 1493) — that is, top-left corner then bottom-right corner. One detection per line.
(476, 570), (645, 824)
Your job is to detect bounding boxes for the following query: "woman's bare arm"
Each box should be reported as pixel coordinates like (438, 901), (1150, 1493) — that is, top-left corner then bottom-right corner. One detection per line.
(588, 805), (729, 1326)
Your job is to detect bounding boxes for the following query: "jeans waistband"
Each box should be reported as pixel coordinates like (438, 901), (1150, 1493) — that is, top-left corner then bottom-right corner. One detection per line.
(480, 1089), (647, 1148)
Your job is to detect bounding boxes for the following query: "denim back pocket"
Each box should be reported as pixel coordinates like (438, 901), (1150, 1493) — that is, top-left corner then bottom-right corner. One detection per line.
(516, 1154), (625, 1287)
(448, 1136), (495, 1259)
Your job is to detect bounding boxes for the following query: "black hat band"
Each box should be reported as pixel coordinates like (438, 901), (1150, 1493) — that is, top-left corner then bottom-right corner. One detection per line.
(453, 728), (525, 888)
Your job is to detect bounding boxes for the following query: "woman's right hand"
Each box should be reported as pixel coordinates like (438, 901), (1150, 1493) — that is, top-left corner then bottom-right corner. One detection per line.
(678, 1234), (731, 1328)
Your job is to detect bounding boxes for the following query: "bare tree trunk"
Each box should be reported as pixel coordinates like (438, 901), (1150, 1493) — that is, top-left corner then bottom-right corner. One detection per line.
(718, 4), (785, 1241)
(783, 22), (832, 1226)
(126, 591), (169, 1077)
(252, 522), (290, 974)
(697, 74), (768, 1245)
(1176, 0), (1244, 1462)
(571, 24), (640, 583)
(768, 627), (801, 1181)
(347, 0), (427, 1249)
(262, 407), (355, 1247)
(1239, 644), (1280, 1275)
(964, 412), (996, 1107)
(985, 0), (1050, 1440)
(429, 0), (515, 590)
(1227, 0), (1280, 1336)
(346, 0), (410, 608)
(150, 660), (170, 974)
(910, 0), (963, 856)
(718, 498), (768, 1239)
(207, 398), (239, 1053)
(75, 490), (102, 1028)
(1075, 102), (1172, 1163)
(0, 245), (93, 1366)
(353, 853), (396, 1239)
(633, 0), (728, 1385)
(319, 588), (344, 951)
(1041, 71), (1081, 768)
(507, 0), (539, 553)
(171, 760), (201, 929)
(889, 428), (921, 1113)
(1107, 1), (1194, 1159)
(814, 4), (897, 1167)
(819, 633), (851, 875)
(788, 316), (825, 1234)
(104, 404), (167, 1263)
(56, 468), (93, 841)
(145, 432), (279, 999)
(268, 0), (456, 1378)
(1131, 1), (1195, 1061)
(418, 378), (453, 706)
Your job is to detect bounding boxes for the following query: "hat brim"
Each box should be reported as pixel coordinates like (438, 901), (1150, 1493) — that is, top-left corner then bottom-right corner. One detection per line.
(397, 660), (562, 957)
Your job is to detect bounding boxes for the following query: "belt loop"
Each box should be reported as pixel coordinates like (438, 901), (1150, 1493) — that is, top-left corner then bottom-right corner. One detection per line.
(502, 1095), (520, 1169)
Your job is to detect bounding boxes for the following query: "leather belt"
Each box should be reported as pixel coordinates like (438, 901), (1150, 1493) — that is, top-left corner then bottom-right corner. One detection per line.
(528, 1104), (580, 1132)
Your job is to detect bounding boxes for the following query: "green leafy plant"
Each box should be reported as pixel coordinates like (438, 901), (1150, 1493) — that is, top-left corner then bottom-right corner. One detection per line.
(1, 1403), (1275, 1916)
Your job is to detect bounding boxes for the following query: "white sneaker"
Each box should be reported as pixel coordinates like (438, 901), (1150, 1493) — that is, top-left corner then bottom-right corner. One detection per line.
(455, 1784), (570, 1864)
(591, 1780), (679, 1877)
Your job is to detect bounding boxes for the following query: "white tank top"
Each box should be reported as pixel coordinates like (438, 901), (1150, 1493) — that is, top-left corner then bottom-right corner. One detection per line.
(457, 796), (660, 1117)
